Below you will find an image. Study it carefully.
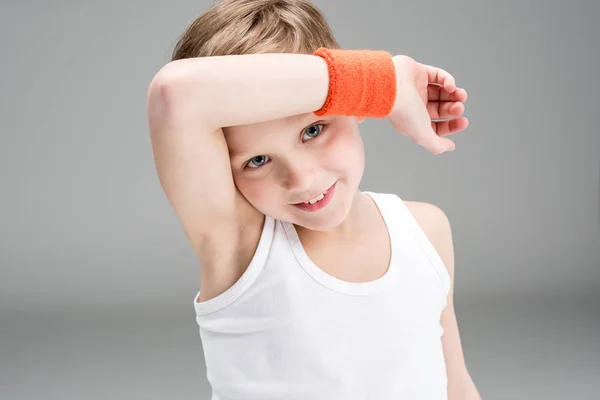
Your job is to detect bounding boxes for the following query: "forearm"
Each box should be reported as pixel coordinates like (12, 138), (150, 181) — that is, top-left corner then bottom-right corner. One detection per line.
(448, 373), (481, 400)
(151, 53), (330, 129)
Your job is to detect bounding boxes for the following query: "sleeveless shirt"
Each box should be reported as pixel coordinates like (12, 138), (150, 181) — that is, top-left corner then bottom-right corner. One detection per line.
(193, 191), (452, 399)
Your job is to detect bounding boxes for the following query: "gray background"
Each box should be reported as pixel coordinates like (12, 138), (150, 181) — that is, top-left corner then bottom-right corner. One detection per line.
(1, 0), (599, 399)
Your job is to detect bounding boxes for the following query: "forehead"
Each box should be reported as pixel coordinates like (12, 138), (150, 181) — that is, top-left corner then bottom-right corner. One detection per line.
(224, 112), (320, 158)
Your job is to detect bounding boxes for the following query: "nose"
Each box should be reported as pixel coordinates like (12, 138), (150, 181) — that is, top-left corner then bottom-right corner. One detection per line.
(281, 160), (318, 195)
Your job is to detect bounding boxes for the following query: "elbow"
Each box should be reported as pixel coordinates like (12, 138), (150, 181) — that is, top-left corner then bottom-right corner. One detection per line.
(146, 72), (175, 129)
(147, 60), (209, 123)
(148, 62), (184, 106)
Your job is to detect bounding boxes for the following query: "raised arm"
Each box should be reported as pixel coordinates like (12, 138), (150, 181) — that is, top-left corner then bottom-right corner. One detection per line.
(146, 51), (467, 267)
(146, 54), (330, 263)
(150, 53), (330, 130)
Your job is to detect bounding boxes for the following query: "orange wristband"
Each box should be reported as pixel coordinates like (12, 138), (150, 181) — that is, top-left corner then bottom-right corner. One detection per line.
(312, 48), (397, 118)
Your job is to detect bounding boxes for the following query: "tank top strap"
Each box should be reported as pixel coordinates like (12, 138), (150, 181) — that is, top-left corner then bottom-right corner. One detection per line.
(362, 191), (451, 298)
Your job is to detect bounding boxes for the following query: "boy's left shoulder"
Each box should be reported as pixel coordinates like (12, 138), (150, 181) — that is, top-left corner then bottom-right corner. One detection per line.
(403, 200), (480, 396)
(403, 200), (452, 236)
(403, 200), (453, 271)
(402, 200), (480, 397)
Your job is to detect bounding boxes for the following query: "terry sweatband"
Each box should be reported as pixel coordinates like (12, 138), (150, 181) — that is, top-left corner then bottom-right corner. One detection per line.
(312, 48), (397, 118)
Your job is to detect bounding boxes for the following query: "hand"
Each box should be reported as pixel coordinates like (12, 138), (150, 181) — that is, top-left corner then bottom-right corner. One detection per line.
(389, 55), (469, 155)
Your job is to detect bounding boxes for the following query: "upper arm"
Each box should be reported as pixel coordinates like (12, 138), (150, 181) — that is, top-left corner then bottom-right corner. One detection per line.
(146, 74), (257, 264)
(406, 202), (480, 399)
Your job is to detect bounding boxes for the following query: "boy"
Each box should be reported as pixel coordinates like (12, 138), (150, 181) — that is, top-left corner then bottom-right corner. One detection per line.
(147, 0), (480, 398)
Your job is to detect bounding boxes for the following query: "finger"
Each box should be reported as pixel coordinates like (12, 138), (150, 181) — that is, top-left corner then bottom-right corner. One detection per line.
(427, 101), (465, 120)
(406, 94), (456, 154)
(428, 85), (468, 102)
(423, 64), (456, 92)
(432, 117), (469, 136)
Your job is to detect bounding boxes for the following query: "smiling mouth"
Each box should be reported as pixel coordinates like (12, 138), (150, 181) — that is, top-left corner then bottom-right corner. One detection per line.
(293, 182), (336, 205)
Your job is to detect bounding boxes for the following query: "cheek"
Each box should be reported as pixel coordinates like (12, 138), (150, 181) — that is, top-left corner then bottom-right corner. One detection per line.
(326, 129), (365, 169)
(233, 176), (274, 209)
(235, 177), (260, 200)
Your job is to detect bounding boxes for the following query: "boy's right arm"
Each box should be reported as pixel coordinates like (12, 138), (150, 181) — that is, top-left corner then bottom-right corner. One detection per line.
(146, 54), (330, 265)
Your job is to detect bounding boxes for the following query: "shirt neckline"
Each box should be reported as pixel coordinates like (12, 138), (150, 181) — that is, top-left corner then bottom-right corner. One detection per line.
(281, 191), (399, 296)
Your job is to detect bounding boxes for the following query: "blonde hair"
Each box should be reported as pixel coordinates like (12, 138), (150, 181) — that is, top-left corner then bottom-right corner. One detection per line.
(171, 0), (340, 60)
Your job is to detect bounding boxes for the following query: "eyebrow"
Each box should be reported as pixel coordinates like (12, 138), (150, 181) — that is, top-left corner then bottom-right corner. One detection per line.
(228, 147), (249, 158)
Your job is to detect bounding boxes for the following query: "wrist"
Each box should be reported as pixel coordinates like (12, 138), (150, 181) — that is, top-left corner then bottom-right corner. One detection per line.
(312, 48), (396, 118)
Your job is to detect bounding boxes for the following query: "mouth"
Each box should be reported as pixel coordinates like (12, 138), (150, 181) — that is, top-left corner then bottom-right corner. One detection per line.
(292, 181), (337, 212)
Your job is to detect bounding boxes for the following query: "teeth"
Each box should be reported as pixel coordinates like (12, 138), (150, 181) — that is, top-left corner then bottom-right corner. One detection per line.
(305, 192), (325, 204)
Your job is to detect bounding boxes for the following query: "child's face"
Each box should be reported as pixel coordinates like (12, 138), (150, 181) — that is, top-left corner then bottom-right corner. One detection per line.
(224, 114), (366, 231)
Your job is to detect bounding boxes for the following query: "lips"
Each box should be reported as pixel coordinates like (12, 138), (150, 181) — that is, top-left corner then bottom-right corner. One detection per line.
(291, 181), (337, 212)
(294, 183), (334, 205)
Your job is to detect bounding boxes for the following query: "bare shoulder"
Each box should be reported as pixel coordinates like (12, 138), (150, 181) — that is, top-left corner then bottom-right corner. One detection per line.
(403, 200), (454, 271)
(405, 202), (478, 396)
(403, 200), (451, 235)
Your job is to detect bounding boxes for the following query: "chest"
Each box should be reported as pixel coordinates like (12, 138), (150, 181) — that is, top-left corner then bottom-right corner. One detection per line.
(302, 225), (391, 283)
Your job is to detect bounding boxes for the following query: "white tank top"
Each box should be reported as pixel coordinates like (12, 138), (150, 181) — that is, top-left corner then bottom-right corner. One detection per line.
(193, 191), (451, 400)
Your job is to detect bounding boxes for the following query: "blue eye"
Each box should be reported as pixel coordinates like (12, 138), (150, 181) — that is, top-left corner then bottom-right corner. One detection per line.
(303, 123), (325, 141)
(244, 123), (327, 170)
(246, 155), (270, 169)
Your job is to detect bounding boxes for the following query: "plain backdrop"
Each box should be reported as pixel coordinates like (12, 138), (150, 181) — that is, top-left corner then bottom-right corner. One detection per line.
(1, 0), (599, 399)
